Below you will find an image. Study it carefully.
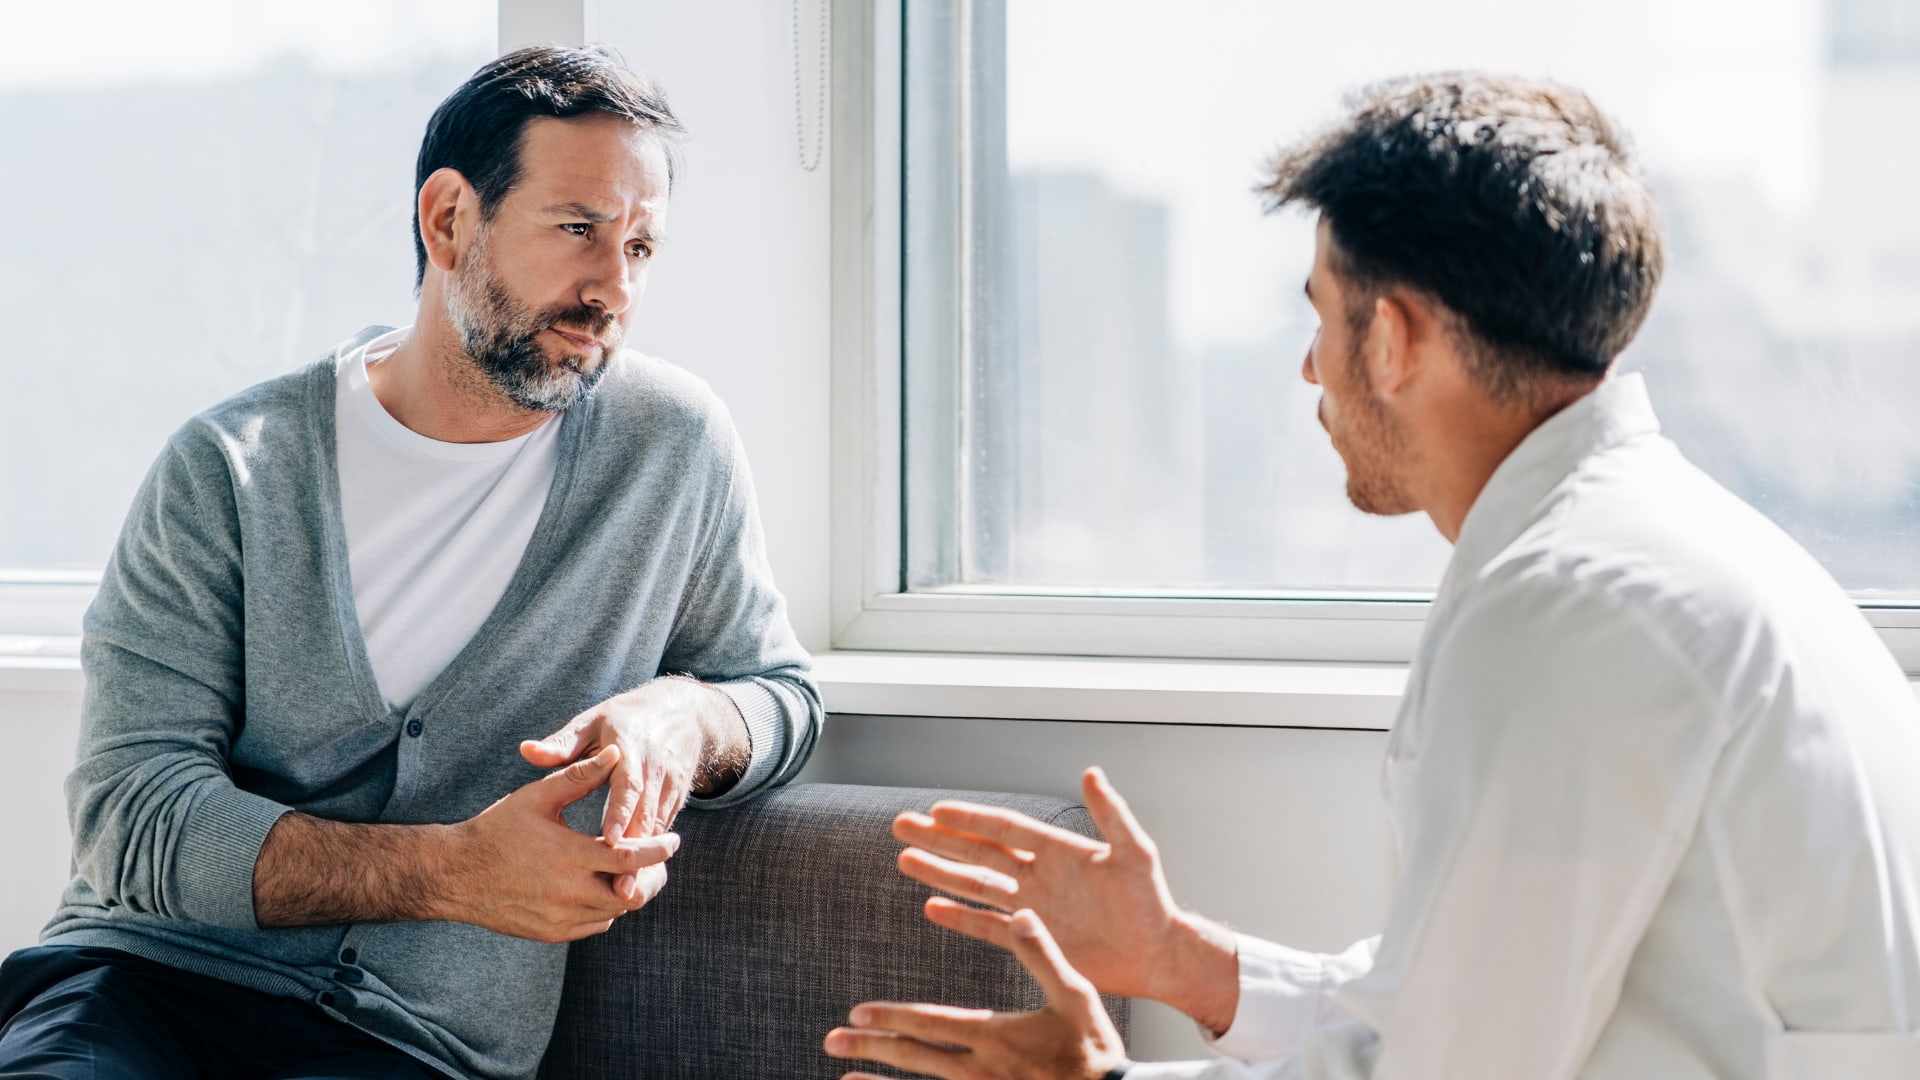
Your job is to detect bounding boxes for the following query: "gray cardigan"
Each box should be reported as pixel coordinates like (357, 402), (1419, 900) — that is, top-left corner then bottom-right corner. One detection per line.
(44, 327), (823, 1080)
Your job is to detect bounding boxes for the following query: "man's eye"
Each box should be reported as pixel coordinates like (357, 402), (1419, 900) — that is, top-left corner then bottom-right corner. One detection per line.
(628, 241), (652, 259)
(562, 223), (591, 237)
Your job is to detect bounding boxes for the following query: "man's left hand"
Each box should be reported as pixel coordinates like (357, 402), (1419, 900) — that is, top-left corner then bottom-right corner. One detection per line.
(824, 909), (1129, 1080)
(520, 676), (748, 896)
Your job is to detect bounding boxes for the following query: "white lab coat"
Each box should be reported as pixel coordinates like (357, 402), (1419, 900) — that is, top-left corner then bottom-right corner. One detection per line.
(1130, 375), (1920, 1080)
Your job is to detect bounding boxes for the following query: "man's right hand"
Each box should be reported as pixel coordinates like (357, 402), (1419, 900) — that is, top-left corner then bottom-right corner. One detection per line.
(892, 766), (1242, 1034)
(439, 743), (678, 942)
(255, 743), (678, 943)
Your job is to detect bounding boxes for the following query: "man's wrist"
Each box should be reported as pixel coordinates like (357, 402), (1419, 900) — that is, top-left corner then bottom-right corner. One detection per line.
(413, 821), (467, 922)
(1153, 909), (1241, 1037)
(656, 674), (750, 796)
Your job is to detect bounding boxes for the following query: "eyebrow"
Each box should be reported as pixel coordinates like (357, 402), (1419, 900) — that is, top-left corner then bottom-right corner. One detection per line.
(545, 202), (663, 245)
(546, 201), (615, 223)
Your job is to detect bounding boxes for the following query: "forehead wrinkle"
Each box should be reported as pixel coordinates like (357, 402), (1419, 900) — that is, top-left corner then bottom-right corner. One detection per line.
(537, 195), (666, 238)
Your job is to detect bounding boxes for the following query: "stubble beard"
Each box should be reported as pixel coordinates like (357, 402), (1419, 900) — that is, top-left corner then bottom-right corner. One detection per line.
(445, 232), (621, 413)
(1332, 350), (1419, 517)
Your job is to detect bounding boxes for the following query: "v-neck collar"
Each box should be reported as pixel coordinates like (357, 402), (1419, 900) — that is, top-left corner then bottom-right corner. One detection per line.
(303, 330), (593, 722)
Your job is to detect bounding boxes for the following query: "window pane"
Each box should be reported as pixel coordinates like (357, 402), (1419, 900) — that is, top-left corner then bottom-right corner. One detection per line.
(905, 0), (1920, 599)
(0, 0), (495, 570)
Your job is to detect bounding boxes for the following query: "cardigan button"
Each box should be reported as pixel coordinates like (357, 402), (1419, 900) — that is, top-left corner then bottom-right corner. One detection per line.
(405, 719), (423, 738)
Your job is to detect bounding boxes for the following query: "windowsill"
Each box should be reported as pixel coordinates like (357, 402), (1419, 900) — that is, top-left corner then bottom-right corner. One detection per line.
(0, 635), (81, 694)
(813, 650), (1406, 729)
(7, 640), (1918, 730)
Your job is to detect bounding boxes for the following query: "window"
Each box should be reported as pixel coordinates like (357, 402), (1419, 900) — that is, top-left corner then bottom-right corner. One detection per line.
(832, 0), (1920, 664)
(0, 0), (496, 634)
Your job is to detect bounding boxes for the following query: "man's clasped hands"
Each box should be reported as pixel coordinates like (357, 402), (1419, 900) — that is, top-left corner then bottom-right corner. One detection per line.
(395, 675), (740, 944)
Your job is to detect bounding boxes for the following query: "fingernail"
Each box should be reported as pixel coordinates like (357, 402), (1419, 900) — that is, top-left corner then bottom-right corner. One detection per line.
(849, 1006), (871, 1025)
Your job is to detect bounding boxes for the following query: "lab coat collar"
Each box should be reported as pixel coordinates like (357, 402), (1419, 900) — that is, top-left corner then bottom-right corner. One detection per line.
(1437, 372), (1661, 606)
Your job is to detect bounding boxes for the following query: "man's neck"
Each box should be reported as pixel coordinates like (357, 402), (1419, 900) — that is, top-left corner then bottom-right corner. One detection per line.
(370, 315), (554, 444)
(1418, 385), (1592, 543)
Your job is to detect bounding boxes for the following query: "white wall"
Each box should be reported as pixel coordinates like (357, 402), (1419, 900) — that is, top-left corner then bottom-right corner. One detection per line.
(598, 0), (836, 652)
(0, 692), (82, 956)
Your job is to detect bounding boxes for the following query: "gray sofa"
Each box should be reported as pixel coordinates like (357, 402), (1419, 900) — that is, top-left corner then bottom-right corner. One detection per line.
(540, 782), (1131, 1078)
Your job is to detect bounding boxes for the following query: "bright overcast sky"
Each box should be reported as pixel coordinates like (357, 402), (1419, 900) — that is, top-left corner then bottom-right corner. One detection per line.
(0, 0), (494, 87)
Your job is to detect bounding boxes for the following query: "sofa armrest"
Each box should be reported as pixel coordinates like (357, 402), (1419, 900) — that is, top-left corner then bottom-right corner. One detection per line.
(540, 782), (1131, 1078)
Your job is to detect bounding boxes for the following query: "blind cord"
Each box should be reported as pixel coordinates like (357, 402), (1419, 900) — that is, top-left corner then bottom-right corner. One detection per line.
(792, 0), (828, 172)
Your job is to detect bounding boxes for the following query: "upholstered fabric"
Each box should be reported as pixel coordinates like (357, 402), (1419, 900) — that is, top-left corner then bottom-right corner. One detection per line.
(539, 782), (1131, 1079)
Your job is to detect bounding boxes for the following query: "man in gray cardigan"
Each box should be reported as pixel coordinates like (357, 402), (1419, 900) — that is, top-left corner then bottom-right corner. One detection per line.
(0, 46), (821, 1080)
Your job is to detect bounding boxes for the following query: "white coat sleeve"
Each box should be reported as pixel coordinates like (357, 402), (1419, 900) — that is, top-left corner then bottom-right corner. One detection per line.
(1202, 934), (1380, 1062)
(1123, 936), (1377, 1080)
(1129, 578), (1728, 1079)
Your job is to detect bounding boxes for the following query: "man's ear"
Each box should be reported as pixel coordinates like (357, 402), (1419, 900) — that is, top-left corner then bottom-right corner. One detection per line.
(1367, 292), (1421, 399)
(417, 167), (477, 275)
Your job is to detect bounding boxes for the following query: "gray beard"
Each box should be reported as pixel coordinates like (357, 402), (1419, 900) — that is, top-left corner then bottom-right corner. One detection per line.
(446, 254), (617, 413)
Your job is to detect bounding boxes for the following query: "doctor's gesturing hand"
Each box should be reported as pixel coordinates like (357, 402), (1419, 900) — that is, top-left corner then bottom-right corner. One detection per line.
(825, 909), (1130, 1080)
(891, 767), (1243, 1036)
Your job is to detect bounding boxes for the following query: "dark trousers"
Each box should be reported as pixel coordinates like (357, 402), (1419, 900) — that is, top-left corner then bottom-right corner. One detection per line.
(0, 947), (446, 1080)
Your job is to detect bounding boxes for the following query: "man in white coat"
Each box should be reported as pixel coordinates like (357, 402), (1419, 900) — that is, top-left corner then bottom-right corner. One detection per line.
(824, 72), (1920, 1080)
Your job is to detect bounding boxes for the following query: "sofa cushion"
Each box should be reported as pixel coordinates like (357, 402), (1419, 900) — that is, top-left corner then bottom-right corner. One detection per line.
(539, 782), (1130, 1079)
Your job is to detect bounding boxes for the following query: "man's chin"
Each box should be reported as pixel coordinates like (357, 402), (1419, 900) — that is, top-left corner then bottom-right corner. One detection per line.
(532, 337), (598, 375)
(495, 363), (605, 412)
(1345, 478), (1417, 517)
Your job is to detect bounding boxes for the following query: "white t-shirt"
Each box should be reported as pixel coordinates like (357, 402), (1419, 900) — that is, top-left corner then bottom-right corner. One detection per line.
(334, 328), (562, 709)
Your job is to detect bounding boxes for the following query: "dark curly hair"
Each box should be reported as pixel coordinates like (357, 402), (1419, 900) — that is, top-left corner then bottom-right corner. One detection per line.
(411, 45), (685, 289)
(1265, 72), (1664, 403)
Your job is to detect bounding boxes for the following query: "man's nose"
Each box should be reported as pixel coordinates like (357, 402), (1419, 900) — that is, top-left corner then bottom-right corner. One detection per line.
(580, 246), (635, 317)
(1302, 339), (1320, 385)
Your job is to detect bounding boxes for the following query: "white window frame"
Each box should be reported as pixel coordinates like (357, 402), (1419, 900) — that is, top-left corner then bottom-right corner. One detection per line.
(826, 0), (1920, 673)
